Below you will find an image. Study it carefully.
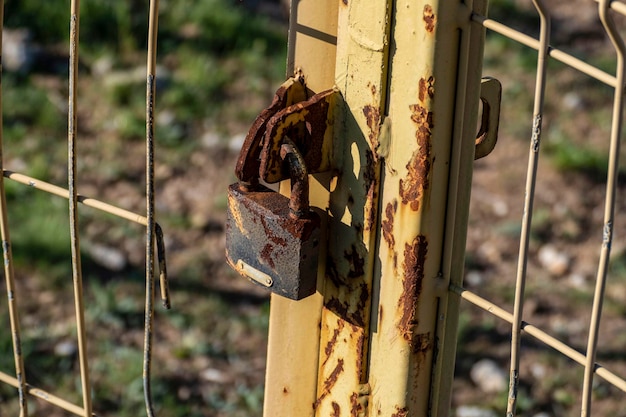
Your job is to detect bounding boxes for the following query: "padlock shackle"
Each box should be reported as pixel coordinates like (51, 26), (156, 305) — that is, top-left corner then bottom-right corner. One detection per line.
(280, 138), (309, 219)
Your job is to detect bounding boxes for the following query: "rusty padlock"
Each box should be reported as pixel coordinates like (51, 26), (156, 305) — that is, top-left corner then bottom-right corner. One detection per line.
(225, 137), (321, 300)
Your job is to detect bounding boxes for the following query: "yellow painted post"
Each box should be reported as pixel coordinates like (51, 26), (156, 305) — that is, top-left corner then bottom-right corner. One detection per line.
(313, 0), (392, 415)
(367, 0), (487, 415)
(263, 0), (488, 416)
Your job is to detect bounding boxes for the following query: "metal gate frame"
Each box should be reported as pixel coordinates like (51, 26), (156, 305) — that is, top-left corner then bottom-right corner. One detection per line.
(264, 0), (489, 416)
(263, 1), (626, 416)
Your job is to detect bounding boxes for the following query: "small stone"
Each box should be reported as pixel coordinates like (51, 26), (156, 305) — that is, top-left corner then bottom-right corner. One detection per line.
(562, 92), (585, 111)
(538, 245), (570, 276)
(229, 133), (246, 152)
(456, 405), (497, 417)
(568, 273), (586, 289)
(470, 359), (507, 393)
(54, 341), (77, 357)
(200, 368), (229, 384)
(87, 244), (127, 271)
(464, 270), (484, 287)
(201, 131), (221, 149)
(491, 199), (508, 217)
(3, 29), (35, 73)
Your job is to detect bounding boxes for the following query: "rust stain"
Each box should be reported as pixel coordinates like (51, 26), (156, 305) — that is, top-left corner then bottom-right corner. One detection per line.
(350, 392), (363, 416)
(400, 103), (433, 211)
(283, 387), (289, 395)
(323, 320), (345, 365)
(331, 401), (341, 417)
(379, 304), (384, 325)
(392, 407), (409, 417)
(397, 235), (428, 342)
(412, 332), (434, 355)
(260, 243), (275, 268)
(381, 200), (397, 249)
(326, 297), (350, 322)
(364, 149), (378, 231)
(363, 105), (381, 158)
(326, 257), (344, 288)
(342, 0), (348, 5)
(423, 4), (436, 33)
(418, 76), (435, 103)
(344, 245), (365, 278)
(314, 359), (345, 409)
(354, 331), (366, 379)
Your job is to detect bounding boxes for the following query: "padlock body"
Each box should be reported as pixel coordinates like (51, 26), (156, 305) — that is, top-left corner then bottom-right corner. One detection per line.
(225, 183), (321, 300)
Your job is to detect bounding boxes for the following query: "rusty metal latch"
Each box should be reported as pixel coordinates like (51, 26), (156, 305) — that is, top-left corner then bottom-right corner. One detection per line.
(225, 73), (338, 300)
(475, 77), (502, 160)
(236, 73), (338, 186)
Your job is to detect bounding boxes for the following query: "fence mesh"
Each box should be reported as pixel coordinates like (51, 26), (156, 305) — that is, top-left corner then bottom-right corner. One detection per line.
(454, 1), (626, 416)
(0, 1), (169, 416)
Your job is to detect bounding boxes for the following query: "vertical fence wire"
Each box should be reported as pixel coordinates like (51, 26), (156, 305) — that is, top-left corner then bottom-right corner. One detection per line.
(143, 0), (160, 415)
(67, 0), (93, 416)
(581, 1), (626, 415)
(506, 1), (550, 415)
(0, 1), (29, 416)
(0, 0), (169, 415)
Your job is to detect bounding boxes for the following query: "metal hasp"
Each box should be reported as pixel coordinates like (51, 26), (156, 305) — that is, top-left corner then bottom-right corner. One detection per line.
(226, 77), (338, 301)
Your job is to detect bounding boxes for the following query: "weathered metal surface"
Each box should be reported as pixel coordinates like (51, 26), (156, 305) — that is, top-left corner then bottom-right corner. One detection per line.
(261, 88), (338, 183)
(226, 183), (321, 300)
(367, 0), (488, 415)
(236, 76), (307, 185)
(474, 77), (502, 160)
(313, 0), (392, 415)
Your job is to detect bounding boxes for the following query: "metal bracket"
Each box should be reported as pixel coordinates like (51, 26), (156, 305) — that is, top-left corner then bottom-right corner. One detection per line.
(235, 73), (339, 185)
(474, 77), (502, 160)
(260, 87), (338, 183)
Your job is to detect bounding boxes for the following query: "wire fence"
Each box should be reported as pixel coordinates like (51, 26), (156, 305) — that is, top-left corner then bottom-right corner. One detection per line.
(0, 1), (169, 416)
(453, 0), (626, 415)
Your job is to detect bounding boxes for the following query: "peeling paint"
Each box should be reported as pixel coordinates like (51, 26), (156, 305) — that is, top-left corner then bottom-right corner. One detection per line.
(331, 401), (341, 417)
(363, 105), (382, 159)
(355, 329), (366, 377)
(391, 406), (409, 417)
(397, 235), (428, 342)
(423, 5), (436, 33)
(364, 149), (378, 230)
(314, 358), (345, 409)
(350, 392), (360, 416)
(400, 103), (433, 211)
(326, 257), (344, 288)
(418, 76), (435, 103)
(323, 321), (345, 365)
(411, 332), (433, 355)
(326, 297), (350, 322)
(345, 245), (366, 278)
(381, 200), (397, 249)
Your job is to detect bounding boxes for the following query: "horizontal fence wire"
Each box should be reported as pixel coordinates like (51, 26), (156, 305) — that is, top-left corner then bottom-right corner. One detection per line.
(453, 1), (626, 416)
(0, 0), (169, 415)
